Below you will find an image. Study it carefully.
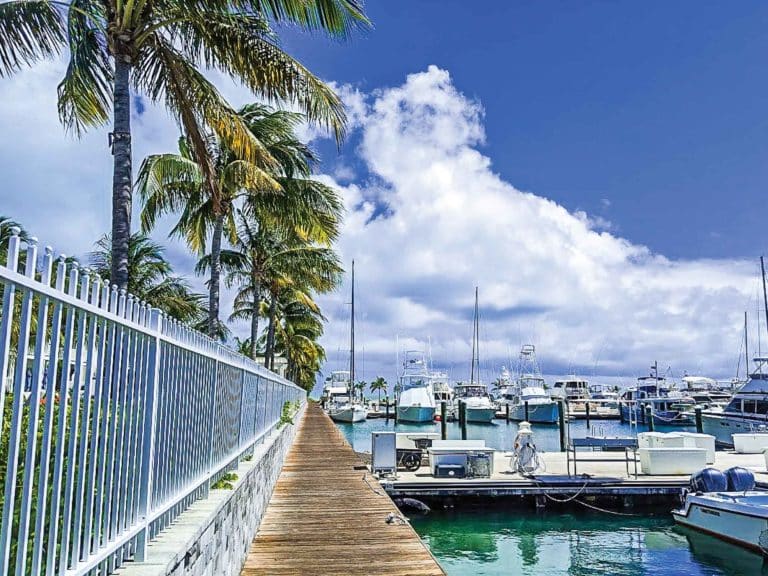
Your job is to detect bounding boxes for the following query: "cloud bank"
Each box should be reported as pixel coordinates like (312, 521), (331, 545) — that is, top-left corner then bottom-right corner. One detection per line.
(317, 66), (756, 385)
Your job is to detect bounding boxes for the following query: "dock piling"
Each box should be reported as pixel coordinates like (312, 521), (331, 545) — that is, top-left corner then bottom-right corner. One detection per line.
(505, 403), (510, 423)
(695, 407), (703, 433)
(459, 400), (467, 440)
(441, 401), (447, 440)
(524, 401), (529, 422)
(585, 401), (591, 430)
(646, 405), (654, 432)
(619, 401), (625, 423)
(394, 399), (398, 423)
(385, 396), (390, 421)
(558, 400), (566, 452)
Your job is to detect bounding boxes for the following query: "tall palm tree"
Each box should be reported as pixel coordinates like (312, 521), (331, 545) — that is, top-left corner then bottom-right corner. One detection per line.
(140, 103), (343, 336)
(370, 376), (387, 403)
(89, 232), (206, 324)
(0, 0), (368, 290)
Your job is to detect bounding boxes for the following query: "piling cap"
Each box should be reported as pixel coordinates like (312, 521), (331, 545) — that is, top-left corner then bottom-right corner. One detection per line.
(518, 421), (532, 434)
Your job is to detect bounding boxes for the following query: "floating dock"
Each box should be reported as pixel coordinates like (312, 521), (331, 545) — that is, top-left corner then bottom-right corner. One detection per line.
(381, 450), (768, 504)
(242, 403), (445, 576)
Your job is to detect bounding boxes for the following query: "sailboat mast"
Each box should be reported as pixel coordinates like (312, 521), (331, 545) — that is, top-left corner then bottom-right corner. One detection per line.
(745, 311), (749, 376)
(761, 257), (768, 356)
(350, 260), (355, 397)
(470, 287), (479, 385)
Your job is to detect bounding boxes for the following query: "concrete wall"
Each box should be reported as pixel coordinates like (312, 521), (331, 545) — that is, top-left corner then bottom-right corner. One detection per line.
(119, 404), (305, 576)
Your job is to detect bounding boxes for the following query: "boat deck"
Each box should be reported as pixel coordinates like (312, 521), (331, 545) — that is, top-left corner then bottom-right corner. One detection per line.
(383, 450), (768, 499)
(241, 403), (445, 576)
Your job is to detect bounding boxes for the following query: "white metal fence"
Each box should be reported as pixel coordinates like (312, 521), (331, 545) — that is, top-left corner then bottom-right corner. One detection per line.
(0, 229), (305, 576)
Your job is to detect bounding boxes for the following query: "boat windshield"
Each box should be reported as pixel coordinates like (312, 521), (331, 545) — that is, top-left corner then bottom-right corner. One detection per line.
(456, 386), (487, 398)
(401, 376), (429, 390)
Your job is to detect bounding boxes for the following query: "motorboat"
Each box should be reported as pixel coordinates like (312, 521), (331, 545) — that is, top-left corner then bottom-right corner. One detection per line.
(396, 351), (436, 423)
(673, 467), (768, 554)
(454, 383), (496, 423)
(619, 371), (695, 426)
(430, 371), (454, 406)
(701, 357), (768, 446)
(552, 376), (590, 402)
(504, 345), (559, 424)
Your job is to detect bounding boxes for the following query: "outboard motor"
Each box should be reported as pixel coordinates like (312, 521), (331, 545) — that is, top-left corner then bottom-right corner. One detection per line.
(724, 466), (755, 492)
(690, 467), (727, 493)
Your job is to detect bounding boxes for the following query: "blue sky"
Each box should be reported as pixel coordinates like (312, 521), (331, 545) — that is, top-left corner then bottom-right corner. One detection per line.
(281, 1), (768, 260)
(1, 2), (767, 389)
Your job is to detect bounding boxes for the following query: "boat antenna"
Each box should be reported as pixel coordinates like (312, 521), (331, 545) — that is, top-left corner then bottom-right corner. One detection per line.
(350, 260), (355, 398)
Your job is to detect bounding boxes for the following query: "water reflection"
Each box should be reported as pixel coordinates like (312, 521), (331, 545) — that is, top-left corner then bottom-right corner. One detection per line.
(411, 509), (767, 576)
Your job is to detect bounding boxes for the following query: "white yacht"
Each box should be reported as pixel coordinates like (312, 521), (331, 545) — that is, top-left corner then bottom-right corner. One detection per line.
(396, 351), (436, 423)
(430, 371), (454, 406)
(454, 383), (496, 423)
(505, 345), (559, 424)
(701, 357), (768, 447)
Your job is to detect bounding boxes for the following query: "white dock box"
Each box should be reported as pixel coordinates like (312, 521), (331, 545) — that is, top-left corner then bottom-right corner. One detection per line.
(732, 433), (768, 454)
(638, 432), (670, 449)
(677, 432), (716, 464)
(638, 447), (707, 475)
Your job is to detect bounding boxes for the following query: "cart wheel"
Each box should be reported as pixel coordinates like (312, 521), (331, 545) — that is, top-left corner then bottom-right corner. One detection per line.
(402, 453), (421, 471)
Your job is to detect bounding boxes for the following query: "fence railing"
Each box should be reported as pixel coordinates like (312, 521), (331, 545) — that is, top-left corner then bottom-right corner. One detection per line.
(0, 229), (305, 576)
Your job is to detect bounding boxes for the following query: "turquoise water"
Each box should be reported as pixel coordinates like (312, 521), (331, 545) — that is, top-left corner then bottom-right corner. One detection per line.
(410, 508), (768, 575)
(335, 416), (692, 453)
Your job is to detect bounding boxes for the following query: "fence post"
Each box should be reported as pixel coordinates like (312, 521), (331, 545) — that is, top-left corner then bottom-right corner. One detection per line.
(135, 309), (163, 561)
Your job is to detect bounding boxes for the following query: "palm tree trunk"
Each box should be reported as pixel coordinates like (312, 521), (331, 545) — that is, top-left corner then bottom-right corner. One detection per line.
(111, 56), (133, 290)
(265, 294), (277, 369)
(249, 271), (260, 360)
(208, 213), (224, 337)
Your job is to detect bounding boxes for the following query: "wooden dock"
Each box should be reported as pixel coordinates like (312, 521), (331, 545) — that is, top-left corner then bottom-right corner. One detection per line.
(241, 403), (445, 576)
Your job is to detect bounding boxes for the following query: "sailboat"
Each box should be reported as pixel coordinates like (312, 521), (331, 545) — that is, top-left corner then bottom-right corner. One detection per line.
(454, 287), (496, 423)
(329, 261), (368, 423)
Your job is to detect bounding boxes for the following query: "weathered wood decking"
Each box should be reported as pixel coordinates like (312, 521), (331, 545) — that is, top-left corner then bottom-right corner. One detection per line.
(241, 404), (445, 576)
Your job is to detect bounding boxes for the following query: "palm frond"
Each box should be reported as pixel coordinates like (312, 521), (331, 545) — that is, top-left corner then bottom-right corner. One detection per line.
(0, 1), (66, 76)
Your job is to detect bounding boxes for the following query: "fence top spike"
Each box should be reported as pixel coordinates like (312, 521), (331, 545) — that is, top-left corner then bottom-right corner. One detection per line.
(57, 254), (67, 262)
(27, 236), (38, 245)
(9, 226), (20, 237)
(70, 260), (80, 270)
(44, 245), (53, 256)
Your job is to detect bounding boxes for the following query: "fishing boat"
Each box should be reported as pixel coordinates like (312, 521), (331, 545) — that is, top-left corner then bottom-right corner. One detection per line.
(672, 467), (767, 554)
(430, 371), (454, 406)
(396, 351), (436, 423)
(619, 364), (695, 426)
(554, 376), (620, 419)
(504, 345), (559, 424)
(328, 261), (367, 424)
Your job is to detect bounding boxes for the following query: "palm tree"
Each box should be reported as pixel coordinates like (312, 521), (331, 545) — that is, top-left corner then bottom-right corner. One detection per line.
(138, 104), (342, 336)
(89, 232), (206, 324)
(269, 297), (326, 390)
(0, 0), (368, 290)
(370, 376), (387, 404)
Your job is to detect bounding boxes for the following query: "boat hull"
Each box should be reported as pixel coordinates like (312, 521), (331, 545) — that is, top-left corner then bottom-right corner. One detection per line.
(508, 402), (559, 424)
(397, 405), (435, 423)
(673, 493), (768, 554)
(465, 407), (496, 423)
(701, 412), (768, 447)
(329, 405), (368, 423)
(620, 404), (695, 426)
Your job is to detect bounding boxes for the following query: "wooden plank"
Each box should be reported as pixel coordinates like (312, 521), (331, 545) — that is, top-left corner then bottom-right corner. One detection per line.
(241, 404), (445, 576)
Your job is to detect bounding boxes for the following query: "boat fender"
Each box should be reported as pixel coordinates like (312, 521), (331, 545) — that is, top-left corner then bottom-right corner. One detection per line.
(393, 497), (431, 514)
(724, 466), (755, 492)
